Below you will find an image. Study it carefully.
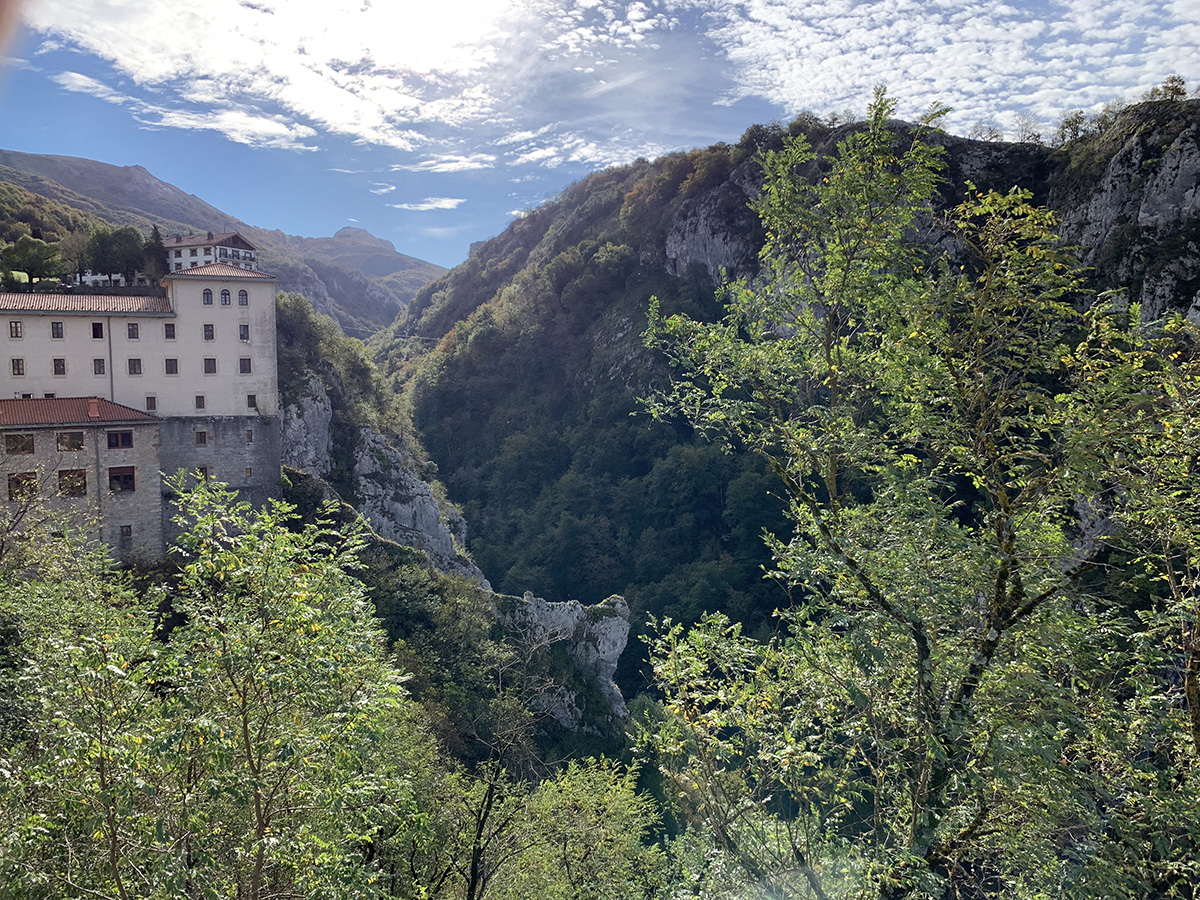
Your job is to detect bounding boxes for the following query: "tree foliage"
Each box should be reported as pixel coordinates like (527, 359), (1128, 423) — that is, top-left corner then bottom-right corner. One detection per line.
(642, 89), (1200, 899)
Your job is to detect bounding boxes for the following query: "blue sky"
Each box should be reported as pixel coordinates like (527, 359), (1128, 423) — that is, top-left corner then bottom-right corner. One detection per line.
(0, 0), (1197, 268)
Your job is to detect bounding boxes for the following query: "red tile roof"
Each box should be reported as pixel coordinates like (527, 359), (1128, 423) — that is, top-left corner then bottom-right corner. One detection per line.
(0, 293), (173, 314)
(0, 397), (157, 427)
(163, 263), (275, 280)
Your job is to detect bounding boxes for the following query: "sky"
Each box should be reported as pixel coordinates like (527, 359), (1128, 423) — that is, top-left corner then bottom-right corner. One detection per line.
(0, 0), (1197, 269)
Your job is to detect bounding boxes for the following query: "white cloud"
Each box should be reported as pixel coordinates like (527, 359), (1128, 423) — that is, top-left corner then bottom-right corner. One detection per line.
(393, 153), (497, 173)
(369, 183), (396, 194)
(391, 197), (468, 211)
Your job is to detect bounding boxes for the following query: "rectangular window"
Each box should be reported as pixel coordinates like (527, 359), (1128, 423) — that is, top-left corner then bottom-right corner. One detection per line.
(165, 358), (178, 375)
(93, 358), (105, 376)
(127, 358), (142, 375)
(42, 393), (54, 399)
(203, 324), (214, 341)
(164, 323), (176, 340)
(57, 432), (84, 451)
(127, 323), (139, 340)
(195, 395), (206, 410)
(174, 262), (182, 271)
(58, 469), (86, 497)
(106, 431), (133, 449)
(50, 321), (63, 339)
(52, 358), (66, 376)
(108, 466), (135, 493)
(246, 394), (257, 409)
(195, 431), (208, 446)
(239, 324), (250, 341)
(245, 467), (253, 479)
(8, 472), (36, 502)
(203, 358), (217, 375)
(189, 248), (197, 257)
(239, 358), (252, 374)
(5, 434), (34, 454)
(10, 359), (24, 377)
(174, 249), (182, 258)
(8, 321), (21, 339)
(197, 466), (211, 481)
(246, 429), (254, 443)
(145, 396), (157, 412)
(92, 322), (104, 339)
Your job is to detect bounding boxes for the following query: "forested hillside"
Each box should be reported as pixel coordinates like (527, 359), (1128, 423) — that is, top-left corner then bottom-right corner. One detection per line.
(381, 97), (1200, 693)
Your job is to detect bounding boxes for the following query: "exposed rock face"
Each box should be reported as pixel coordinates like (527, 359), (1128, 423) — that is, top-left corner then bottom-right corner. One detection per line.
(279, 374), (333, 475)
(665, 174), (760, 283)
(500, 592), (631, 729)
(280, 377), (488, 587)
(351, 427), (487, 586)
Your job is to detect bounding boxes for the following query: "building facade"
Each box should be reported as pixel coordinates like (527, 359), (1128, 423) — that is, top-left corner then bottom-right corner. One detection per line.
(0, 244), (280, 560)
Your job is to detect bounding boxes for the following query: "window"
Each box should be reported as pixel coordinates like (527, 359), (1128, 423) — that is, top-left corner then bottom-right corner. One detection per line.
(42, 393), (54, 399)
(195, 395), (206, 410)
(203, 289), (213, 305)
(8, 321), (21, 339)
(107, 431), (133, 449)
(195, 431), (208, 446)
(57, 432), (84, 451)
(246, 429), (254, 443)
(221, 289), (231, 306)
(165, 358), (178, 375)
(108, 466), (135, 493)
(246, 394), (257, 409)
(174, 249), (182, 258)
(203, 358), (217, 375)
(203, 324), (214, 341)
(58, 469), (86, 497)
(51, 321), (63, 339)
(8, 472), (36, 502)
(239, 357), (252, 374)
(127, 323), (139, 340)
(118, 524), (133, 547)
(93, 359), (105, 376)
(197, 466), (211, 481)
(127, 358), (142, 376)
(5, 434), (33, 454)
(10, 359), (24, 377)
(145, 396), (157, 412)
(189, 248), (198, 257)
(245, 467), (253, 479)
(174, 262), (182, 271)
(164, 323), (176, 340)
(52, 358), (66, 376)
(92, 322), (104, 339)
(239, 324), (249, 341)
(238, 290), (248, 306)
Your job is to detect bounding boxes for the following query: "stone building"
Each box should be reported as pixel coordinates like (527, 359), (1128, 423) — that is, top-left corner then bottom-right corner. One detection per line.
(0, 237), (280, 560)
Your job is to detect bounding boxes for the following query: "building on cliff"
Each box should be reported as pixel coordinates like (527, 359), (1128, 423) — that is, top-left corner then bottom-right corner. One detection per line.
(0, 240), (280, 561)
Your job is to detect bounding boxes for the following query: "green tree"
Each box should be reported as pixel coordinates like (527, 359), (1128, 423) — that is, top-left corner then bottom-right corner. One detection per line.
(143, 224), (169, 281)
(642, 89), (1200, 898)
(111, 225), (147, 287)
(0, 234), (60, 288)
(84, 226), (119, 285)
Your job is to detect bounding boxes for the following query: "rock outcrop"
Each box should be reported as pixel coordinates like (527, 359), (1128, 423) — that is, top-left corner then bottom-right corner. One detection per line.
(280, 375), (488, 587)
(498, 592), (631, 730)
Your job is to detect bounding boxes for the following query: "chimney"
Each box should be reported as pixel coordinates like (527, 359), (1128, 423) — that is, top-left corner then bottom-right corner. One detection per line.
(207, 231), (214, 240)
(174, 235), (182, 243)
(87, 397), (100, 420)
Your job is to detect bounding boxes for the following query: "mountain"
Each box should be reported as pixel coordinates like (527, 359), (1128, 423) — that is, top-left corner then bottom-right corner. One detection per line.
(0, 149), (446, 335)
(378, 98), (1200, 688)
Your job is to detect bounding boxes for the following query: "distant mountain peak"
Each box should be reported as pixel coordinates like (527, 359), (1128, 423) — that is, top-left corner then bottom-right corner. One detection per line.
(333, 225), (396, 252)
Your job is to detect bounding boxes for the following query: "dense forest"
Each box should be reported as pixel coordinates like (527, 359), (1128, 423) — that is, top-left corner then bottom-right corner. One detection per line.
(4, 81), (1200, 898)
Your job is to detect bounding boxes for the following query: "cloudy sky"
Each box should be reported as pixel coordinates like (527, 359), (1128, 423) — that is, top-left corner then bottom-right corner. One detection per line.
(0, 0), (1196, 267)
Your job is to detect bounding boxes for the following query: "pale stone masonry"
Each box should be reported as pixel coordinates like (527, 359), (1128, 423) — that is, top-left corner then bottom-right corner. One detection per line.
(0, 237), (281, 560)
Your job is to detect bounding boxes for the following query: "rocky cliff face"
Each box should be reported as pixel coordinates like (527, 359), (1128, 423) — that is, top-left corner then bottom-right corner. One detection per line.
(498, 592), (631, 730)
(280, 374), (488, 586)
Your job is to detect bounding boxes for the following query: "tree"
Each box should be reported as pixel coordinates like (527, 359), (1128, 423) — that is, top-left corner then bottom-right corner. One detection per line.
(143, 224), (169, 282)
(0, 234), (60, 288)
(111, 225), (146, 287)
(58, 229), (89, 283)
(642, 89), (1200, 898)
(84, 226), (119, 285)
(0, 479), (428, 898)
(1142, 74), (1188, 102)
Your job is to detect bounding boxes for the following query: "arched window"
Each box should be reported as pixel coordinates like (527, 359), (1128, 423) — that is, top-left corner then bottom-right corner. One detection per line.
(202, 289), (213, 305)
(220, 289), (231, 306)
(238, 290), (249, 306)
